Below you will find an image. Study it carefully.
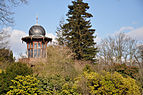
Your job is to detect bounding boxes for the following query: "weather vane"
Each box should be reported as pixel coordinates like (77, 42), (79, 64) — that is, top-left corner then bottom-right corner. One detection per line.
(36, 16), (38, 24)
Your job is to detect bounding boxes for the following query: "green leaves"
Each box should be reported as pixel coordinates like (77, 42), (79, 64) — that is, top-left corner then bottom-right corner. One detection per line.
(75, 71), (141, 95)
(0, 62), (32, 95)
(57, 0), (97, 63)
(6, 75), (42, 95)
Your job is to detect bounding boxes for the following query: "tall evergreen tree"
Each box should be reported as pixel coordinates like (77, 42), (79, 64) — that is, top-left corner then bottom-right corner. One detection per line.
(58, 0), (97, 62)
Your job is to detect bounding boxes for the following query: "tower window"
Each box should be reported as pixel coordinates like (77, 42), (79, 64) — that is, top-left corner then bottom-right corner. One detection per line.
(28, 43), (30, 48)
(31, 43), (33, 48)
(38, 42), (41, 48)
(28, 49), (30, 57)
(31, 49), (33, 58)
(34, 49), (37, 58)
(42, 43), (44, 48)
(34, 43), (37, 48)
(38, 49), (41, 57)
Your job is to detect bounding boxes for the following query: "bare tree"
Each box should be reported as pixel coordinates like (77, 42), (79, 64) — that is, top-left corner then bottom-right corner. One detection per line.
(0, 28), (10, 48)
(0, 0), (27, 48)
(56, 18), (67, 45)
(0, 0), (27, 26)
(98, 33), (138, 66)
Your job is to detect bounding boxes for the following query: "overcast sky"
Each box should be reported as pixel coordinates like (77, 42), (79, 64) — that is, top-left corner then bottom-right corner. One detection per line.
(3, 0), (143, 59)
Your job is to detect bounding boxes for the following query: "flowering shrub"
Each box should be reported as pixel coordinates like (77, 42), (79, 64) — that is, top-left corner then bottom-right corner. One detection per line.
(75, 71), (141, 95)
(6, 75), (42, 95)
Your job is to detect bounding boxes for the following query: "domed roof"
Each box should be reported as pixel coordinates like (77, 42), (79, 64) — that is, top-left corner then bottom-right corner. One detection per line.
(29, 25), (46, 36)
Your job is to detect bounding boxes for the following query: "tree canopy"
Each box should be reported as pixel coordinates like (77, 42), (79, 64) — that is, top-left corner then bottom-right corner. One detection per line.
(57, 0), (97, 63)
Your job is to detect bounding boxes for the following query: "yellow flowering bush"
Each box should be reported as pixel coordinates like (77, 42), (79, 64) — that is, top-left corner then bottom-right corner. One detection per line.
(60, 82), (81, 95)
(6, 75), (42, 95)
(0, 69), (2, 73)
(75, 71), (141, 95)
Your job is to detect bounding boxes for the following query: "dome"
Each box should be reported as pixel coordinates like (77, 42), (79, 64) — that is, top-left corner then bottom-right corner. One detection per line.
(29, 25), (46, 36)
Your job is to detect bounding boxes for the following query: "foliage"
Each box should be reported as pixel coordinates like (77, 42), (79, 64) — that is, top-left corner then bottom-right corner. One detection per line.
(58, 0), (97, 62)
(0, 62), (32, 95)
(0, 48), (14, 72)
(39, 75), (81, 95)
(60, 82), (80, 95)
(6, 62), (33, 79)
(106, 63), (139, 79)
(0, 71), (10, 95)
(0, 69), (2, 73)
(33, 45), (79, 79)
(39, 75), (67, 94)
(75, 71), (141, 95)
(6, 75), (42, 95)
(0, 49), (14, 69)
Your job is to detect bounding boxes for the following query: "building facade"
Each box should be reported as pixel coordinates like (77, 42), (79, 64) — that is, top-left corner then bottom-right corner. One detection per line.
(22, 20), (52, 59)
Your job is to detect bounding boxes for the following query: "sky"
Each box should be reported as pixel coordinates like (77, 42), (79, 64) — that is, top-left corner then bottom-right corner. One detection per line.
(2, 0), (143, 59)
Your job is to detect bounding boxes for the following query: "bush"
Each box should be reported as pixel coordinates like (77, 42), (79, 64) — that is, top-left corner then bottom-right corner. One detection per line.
(0, 48), (14, 70)
(105, 63), (139, 79)
(39, 75), (66, 94)
(75, 71), (141, 95)
(6, 62), (33, 79)
(6, 75), (42, 95)
(0, 62), (32, 95)
(60, 82), (80, 95)
(33, 45), (78, 79)
(0, 48), (14, 63)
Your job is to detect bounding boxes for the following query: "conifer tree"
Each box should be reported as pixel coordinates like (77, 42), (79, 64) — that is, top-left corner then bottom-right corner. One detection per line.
(59, 0), (97, 62)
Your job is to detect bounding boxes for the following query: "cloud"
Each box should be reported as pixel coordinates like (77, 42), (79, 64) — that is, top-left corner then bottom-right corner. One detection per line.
(5, 27), (27, 59)
(117, 26), (134, 33)
(46, 33), (57, 44)
(116, 26), (143, 41)
(127, 27), (143, 41)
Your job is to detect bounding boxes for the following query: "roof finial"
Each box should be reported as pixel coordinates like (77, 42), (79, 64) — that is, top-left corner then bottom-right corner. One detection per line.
(36, 16), (38, 24)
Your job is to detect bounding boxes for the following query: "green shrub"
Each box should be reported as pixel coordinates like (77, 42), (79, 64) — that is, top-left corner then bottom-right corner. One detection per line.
(106, 63), (139, 79)
(6, 62), (33, 79)
(0, 48), (14, 70)
(39, 75), (66, 94)
(0, 62), (32, 95)
(75, 71), (141, 95)
(60, 82), (80, 95)
(6, 75), (42, 95)
(33, 45), (78, 79)
(0, 48), (14, 63)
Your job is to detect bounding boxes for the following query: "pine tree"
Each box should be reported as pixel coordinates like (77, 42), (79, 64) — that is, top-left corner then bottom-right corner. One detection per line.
(60, 0), (97, 62)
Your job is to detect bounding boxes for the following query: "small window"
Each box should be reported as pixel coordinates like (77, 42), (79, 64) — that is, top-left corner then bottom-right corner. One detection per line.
(28, 43), (30, 49)
(38, 42), (41, 48)
(31, 43), (33, 48)
(31, 49), (33, 58)
(38, 49), (41, 57)
(42, 43), (44, 48)
(28, 49), (30, 58)
(34, 49), (37, 57)
(34, 43), (37, 48)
